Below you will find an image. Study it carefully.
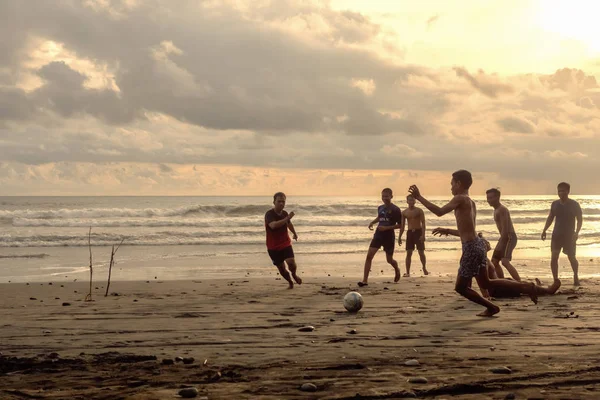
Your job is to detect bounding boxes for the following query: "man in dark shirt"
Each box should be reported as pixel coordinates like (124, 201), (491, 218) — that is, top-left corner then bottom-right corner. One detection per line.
(541, 182), (583, 286)
(265, 192), (301, 289)
(358, 188), (403, 287)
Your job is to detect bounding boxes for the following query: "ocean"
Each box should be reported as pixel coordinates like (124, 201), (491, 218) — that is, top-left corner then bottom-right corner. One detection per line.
(1, 196), (599, 282)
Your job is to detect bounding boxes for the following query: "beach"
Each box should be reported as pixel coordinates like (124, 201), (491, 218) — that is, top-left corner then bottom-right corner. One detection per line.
(2, 272), (600, 399)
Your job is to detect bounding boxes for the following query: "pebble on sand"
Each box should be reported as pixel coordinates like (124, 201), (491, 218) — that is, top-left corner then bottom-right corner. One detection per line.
(407, 377), (428, 384)
(300, 383), (318, 392)
(175, 357), (184, 362)
(183, 357), (195, 364)
(348, 329), (358, 334)
(404, 359), (420, 366)
(162, 359), (174, 365)
(178, 387), (199, 398)
(490, 366), (512, 374)
(504, 393), (516, 400)
(62, 302), (71, 306)
(298, 326), (315, 332)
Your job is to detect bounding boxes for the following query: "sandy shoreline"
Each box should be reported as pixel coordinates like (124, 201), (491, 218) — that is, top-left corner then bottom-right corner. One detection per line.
(2, 275), (600, 399)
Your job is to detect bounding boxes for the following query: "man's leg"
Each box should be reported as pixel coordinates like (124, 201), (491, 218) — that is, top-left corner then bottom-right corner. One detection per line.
(568, 253), (580, 286)
(418, 249), (428, 275)
(456, 272), (500, 317)
(286, 258), (302, 284)
(501, 258), (521, 281)
(275, 262), (294, 289)
(485, 277), (538, 304)
(550, 249), (560, 281)
(359, 247), (378, 286)
(535, 278), (561, 295)
(386, 252), (401, 282)
(491, 258), (505, 279)
(405, 250), (413, 277)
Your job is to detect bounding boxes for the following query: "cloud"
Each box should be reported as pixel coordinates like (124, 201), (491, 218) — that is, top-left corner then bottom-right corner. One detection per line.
(1, 1), (600, 194)
(496, 116), (536, 134)
(453, 67), (514, 98)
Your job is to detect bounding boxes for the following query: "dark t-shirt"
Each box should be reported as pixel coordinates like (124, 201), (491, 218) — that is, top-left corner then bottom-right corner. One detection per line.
(551, 199), (582, 236)
(265, 209), (292, 250)
(374, 204), (402, 238)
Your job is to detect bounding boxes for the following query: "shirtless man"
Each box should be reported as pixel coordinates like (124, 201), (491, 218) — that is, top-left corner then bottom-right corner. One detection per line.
(479, 234), (561, 298)
(486, 188), (521, 281)
(398, 195), (429, 276)
(541, 182), (583, 286)
(409, 169), (538, 317)
(265, 192), (302, 289)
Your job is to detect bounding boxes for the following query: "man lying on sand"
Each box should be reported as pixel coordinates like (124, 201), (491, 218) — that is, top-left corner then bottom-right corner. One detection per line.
(478, 234), (561, 299)
(409, 169), (538, 317)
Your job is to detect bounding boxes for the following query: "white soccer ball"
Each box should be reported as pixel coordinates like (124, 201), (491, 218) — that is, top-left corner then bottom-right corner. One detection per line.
(343, 291), (364, 313)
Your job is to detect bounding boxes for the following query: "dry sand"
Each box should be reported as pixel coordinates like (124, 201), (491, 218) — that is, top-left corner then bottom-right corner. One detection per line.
(1, 274), (600, 399)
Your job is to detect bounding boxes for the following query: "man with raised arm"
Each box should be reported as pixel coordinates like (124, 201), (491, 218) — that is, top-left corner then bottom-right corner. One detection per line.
(408, 170), (537, 317)
(541, 182), (583, 286)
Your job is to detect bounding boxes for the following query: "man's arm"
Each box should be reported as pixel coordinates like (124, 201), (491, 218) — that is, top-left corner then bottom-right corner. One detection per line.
(398, 213), (406, 243)
(498, 208), (510, 242)
(368, 216), (379, 230)
(267, 212), (294, 230)
(432, 227), (460, 237)
(408, 185), (463, 217)
(541, 207), (555, 240)
(287, 221), (298, 241)
(420, 209), (426, 241)
(574, 202), (583, 241)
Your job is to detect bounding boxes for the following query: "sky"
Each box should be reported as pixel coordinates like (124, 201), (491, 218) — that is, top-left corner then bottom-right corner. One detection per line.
(1, 0), (599, 196)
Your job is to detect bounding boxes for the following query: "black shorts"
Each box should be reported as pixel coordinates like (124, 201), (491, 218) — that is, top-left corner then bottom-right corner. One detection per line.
(458, 238), (487, 279)
(369, 234), (395, 255)
(267, 246), (295, 266)
(492, 232), (518, 261)
(551, 233), (576, 256)
(406, 229), (425, 251)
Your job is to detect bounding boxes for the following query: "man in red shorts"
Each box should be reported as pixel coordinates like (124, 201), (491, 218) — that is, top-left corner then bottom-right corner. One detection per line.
(265, 192), (302, 289)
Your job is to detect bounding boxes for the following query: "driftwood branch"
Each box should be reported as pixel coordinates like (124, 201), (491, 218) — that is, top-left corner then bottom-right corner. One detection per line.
(105, 238), (125, 297)
(85, 227), (93, 302)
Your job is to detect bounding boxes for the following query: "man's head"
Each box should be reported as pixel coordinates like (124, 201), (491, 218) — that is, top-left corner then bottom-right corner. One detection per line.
(406, 194), (416, 208)
(451, 170), (473, 195)
(273, 192), (286, 212)
(381, 188), (393, 204)
(486, 188), (501, 207)
(557, 182), (570, 201)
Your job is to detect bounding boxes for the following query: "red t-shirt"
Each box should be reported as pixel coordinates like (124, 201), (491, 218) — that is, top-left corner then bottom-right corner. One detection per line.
(265, 209), (292, 250)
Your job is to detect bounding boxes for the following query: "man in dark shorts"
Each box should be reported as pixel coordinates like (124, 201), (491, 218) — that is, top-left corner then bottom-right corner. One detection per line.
(486, 188), (521, 281)
(358, 188), (403, 287)
(399, 195), (429, 276)
(265, 192), (302, 289)
(409, 170), (538, 317)
(541, 182), (583, 286)
(478, 234), (561, 298)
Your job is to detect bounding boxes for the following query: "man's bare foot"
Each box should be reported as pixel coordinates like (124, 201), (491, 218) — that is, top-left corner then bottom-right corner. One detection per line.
(287, 282), (294, 289)
(423, 269), (429, 276)
(528, 282), (538, 304)
(357, 281), (368, 287)
(574, 278), (581, 286)
(292, 274), (302, 284)
(403, 273), (410, 278)
(477, 306), (500, 317)
(548, 278), (561, 294)
(394, 267), (401, 283)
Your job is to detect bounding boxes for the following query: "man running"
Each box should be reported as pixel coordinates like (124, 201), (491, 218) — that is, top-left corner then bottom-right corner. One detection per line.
(265, 192), (302, 289)
(399, 194), (429, 276)
(541, 182), (583, 286)
(486, 188), (521, 281)
(409, 170), (538, 317)
(358, 188), (403, 287)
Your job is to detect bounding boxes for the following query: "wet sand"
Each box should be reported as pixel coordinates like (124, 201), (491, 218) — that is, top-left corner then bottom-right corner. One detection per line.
(1, 275), (600, 399)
